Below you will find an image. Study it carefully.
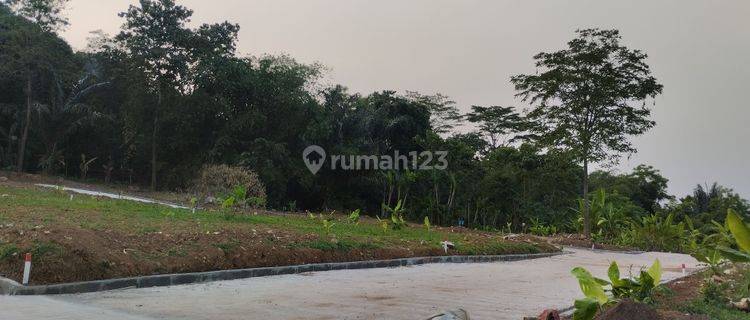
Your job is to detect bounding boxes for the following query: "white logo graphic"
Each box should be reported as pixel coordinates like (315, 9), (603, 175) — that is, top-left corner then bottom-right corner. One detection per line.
(303, 145), (326, 175)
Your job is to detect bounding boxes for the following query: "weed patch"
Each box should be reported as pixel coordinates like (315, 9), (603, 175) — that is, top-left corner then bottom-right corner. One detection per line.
(0, 243), (19, 261)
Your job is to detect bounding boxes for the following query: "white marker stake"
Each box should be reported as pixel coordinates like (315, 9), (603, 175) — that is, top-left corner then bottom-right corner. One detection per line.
(22, 253), (32, 285)
(682, 263), (686, 275)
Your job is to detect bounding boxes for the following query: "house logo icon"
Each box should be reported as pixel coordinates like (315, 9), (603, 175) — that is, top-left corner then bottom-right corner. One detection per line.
(303, 145), (326, 175)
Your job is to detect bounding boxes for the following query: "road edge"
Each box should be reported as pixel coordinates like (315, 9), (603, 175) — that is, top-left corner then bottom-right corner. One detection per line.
(1, 251), (567, 296)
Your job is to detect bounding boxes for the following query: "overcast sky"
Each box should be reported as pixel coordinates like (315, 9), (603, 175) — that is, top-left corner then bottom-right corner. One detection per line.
(60, 0), (750, 198)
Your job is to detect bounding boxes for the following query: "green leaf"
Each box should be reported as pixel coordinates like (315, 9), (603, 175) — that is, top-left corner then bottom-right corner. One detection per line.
(572, 298), (600, 320)
(639, 270), (655, 289)
(716, 246), (750, 262)
(647, 259), (662, 284)
(571, 267), (609, 304)
(726, 208), (750, 253)
(607, 261), (624, 287)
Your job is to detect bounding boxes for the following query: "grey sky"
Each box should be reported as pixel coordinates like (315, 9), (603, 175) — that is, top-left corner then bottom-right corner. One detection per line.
(60, 0), (750, 198)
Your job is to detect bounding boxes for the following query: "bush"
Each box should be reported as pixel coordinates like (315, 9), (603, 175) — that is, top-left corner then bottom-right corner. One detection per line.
(617, 213), (692, 252)
(192, 165), (267, 207)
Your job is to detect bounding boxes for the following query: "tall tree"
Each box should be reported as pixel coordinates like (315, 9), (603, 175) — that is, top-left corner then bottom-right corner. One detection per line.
(116, 0), (238, 189)
(35, 62), (109, 174)
(405, 91), (461, 135)
(465, 105), (525, 150)
(511, 29), (663, 237)
(2, 0), (69, 32)
(0, 2), (74, 172)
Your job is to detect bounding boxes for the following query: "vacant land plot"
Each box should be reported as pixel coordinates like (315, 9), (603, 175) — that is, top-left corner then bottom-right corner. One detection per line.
(0, 182), (554, 285)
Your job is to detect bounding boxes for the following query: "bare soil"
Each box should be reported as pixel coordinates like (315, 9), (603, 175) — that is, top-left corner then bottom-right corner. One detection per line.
(0, 174), (556, 285)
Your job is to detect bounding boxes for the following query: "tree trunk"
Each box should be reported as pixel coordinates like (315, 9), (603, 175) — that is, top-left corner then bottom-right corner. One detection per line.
(150, 92), (161, 191)
(582, 157), (591, 238)
(150, 112), (158, 191)
(16, 76), (32, 173)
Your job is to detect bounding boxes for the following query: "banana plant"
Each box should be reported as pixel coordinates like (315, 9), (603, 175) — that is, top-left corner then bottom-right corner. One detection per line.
(571, 267), (612, 320)
(689, 219), (731, 274)
(571, 259), (662, 320)
(347, 209), (361, 225)
(716, 208), (750, 262)
(383, 200), (406, 230)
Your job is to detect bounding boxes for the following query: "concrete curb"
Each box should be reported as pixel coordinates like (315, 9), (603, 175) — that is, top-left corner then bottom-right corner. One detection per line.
(0, 251), (566, 296)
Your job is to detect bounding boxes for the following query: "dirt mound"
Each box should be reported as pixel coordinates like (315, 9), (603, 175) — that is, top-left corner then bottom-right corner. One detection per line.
(0, 224), (445, 285)
(597, 300), (659, 320)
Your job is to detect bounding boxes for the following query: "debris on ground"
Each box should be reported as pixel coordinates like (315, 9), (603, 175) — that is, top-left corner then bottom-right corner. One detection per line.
(440, 241), (455, 253)
(731, 298), (750, 312)
(596, 300), (659, 320)
(426, 308), (469, 320)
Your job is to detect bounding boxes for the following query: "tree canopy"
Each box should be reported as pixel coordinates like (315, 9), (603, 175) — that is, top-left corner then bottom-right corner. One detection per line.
(512, 28), (663, 237)
(0, 2), (743, 236)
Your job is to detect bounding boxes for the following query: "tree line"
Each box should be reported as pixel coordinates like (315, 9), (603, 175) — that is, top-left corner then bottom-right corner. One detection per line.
(1, 0), (746, 236)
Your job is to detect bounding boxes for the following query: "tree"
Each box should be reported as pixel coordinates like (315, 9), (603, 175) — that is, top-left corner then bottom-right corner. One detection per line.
(116, 0), (238, 190)
(405, 91), (462, 135)
(2, 0), (69, 32)
(589, 164), (672, 213)
(465, 105), (525, 150)
(511, 29), (663, 237)
(0, 2), (75, 172)
(35, 62), (109, 174)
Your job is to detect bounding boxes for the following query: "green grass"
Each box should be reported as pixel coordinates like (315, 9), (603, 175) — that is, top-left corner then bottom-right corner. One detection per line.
(0, 243), (19, 261)
(683, 300), (749, 320)
(0, 185), (548, 256)
(31, 241), (63, 257)
(213, 241), (240, 252)
(678, 266), (750, 319)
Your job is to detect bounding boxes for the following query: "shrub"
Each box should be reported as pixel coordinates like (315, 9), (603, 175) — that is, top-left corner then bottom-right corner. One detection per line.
(617, 213), (691, 252)
(192, 165), (267, 208)
(529, 217), (558, 236)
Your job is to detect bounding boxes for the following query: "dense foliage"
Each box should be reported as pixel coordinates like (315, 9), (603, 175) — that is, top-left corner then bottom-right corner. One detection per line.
(1, 0), (748, 239)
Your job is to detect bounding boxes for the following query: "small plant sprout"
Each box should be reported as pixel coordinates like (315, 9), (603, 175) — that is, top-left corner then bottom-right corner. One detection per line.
(382, 200), (407, 230)
(221, 196), (236, 210)
(348, 209), (361, 225)
(376, 216), (389, 234)
(322, 219), (335, 235)
(424, 216), (431, 232)
(190, 197), (198, 213)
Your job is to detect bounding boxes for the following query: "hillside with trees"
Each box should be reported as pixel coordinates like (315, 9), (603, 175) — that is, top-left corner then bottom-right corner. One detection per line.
(1, 0), (748, 247)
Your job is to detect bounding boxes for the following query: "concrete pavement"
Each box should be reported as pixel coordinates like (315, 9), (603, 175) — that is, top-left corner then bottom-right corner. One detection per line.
(0, 248), (699, 320)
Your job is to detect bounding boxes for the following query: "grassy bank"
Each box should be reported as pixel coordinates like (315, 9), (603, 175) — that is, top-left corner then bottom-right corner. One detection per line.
(0, 183), (554, 285)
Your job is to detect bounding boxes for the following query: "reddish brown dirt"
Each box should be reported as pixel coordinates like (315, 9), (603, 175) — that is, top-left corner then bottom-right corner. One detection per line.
(0, 223), (452, 285)
(655, 270), (706, 313)
(598, 300), (660, 320)
(0, 226), (546, 286)
(546, 234), (636, 252)
(506, 234), (635, 252)
(0, 175), (556, 285)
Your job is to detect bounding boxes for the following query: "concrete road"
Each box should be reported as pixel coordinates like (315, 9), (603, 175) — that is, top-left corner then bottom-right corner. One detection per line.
(1, 248), (699, 320)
